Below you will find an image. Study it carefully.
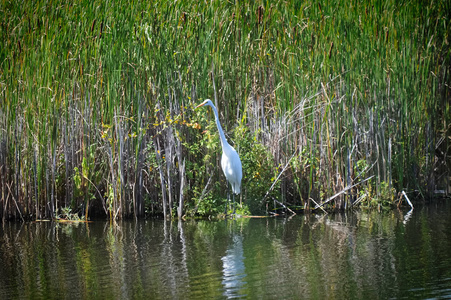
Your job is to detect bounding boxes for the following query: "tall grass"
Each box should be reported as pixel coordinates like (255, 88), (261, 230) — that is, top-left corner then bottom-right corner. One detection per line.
(0, 0), (449, 220)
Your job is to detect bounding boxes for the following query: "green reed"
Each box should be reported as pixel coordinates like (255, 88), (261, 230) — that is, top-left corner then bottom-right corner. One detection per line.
(0, 0), (449, 219)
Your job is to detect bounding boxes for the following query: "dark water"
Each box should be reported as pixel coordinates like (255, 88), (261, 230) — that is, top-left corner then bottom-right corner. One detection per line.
(1, 202), (451, 299)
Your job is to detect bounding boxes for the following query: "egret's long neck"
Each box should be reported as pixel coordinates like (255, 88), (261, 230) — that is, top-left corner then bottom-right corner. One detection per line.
(210, 104), (228, 147)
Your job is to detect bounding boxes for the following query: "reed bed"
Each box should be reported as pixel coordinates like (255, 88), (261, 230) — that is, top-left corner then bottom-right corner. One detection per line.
(1, 0), (449, 220)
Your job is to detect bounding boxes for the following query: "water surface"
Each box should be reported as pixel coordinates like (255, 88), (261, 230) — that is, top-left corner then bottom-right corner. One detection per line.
(1, 202), (451, 299)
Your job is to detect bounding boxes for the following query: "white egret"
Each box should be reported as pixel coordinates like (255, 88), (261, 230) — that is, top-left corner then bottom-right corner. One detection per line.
(196, 99), (242, 213)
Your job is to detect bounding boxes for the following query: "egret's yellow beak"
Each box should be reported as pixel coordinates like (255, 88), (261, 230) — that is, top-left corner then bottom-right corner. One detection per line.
(195, 101), (207, 109)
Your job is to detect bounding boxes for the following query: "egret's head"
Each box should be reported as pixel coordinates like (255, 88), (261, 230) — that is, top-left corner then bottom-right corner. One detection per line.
(195, 99), (213, 109)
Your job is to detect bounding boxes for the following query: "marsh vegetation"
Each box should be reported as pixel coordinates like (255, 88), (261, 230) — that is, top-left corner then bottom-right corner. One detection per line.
(1, 1), (450, 220)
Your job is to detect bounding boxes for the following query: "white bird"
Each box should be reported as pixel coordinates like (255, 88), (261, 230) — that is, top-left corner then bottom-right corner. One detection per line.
(196, 99), (242, 213)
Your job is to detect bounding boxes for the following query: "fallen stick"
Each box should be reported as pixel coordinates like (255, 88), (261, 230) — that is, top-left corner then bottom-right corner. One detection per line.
(401, 190), (414, 209)
(272, 197), (296, 215)
(6, 182), (24, 222)
(261, 150), (298, 204)
(190, 174), (213, 217)
(314, 175), (374, 210)
(352, 193), (367, 206)
(309, 197), (328, 214)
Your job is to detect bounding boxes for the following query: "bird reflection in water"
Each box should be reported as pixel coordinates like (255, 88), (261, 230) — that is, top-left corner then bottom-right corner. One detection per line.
(221, 234), (247, 298)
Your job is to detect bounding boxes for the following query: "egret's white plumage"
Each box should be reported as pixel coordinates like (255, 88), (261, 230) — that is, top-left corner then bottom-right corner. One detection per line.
(196, 99), (242, 197)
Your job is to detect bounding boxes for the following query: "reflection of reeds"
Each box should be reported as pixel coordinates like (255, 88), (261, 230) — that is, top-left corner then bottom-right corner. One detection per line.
(1, 210), (448, 298)
(0, 1), (449, 219)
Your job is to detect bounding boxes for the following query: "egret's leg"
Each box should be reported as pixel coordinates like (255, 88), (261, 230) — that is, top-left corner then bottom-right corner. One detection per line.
(232, 192), (236, 214)
(225, 183), (230, 215)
